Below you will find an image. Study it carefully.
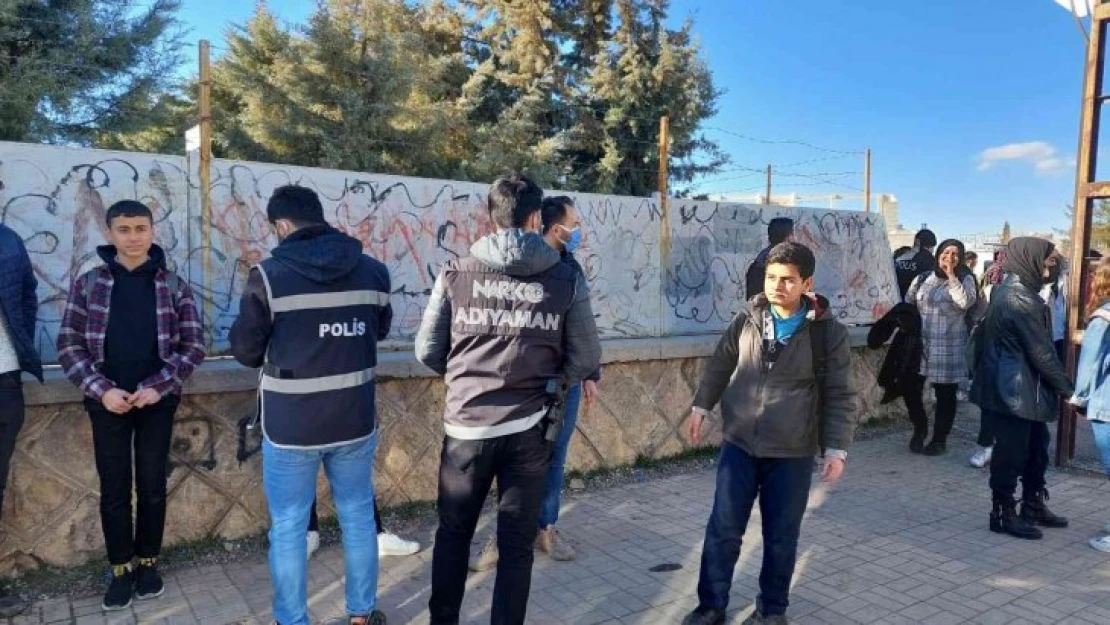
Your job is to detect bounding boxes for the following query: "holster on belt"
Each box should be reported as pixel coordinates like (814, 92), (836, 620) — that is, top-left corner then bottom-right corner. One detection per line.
(541, 379), (567, 442)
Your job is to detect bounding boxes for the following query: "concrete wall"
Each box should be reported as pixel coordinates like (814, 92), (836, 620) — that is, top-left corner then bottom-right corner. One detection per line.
(2, 142), (898, 360)
(0, 142), (907, 573)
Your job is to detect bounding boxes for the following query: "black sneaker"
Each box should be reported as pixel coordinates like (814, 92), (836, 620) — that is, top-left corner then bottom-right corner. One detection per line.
(134, 563), (165, 600)
(682, 606), (726, 625)
(102, 569), (133, 611)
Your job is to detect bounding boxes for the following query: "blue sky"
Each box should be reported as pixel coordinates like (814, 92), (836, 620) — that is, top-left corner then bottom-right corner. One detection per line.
(176, 0), (1089, 238)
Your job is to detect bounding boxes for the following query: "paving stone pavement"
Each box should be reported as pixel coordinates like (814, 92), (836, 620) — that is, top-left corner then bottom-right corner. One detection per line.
(10, 427), (1110, 625)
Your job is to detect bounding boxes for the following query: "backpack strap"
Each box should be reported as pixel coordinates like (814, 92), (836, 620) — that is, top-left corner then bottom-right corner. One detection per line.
(810, 320), (829, 451)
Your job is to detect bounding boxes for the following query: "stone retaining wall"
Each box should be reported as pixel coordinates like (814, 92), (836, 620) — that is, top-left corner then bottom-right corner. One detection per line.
(0, 335), (912, 574)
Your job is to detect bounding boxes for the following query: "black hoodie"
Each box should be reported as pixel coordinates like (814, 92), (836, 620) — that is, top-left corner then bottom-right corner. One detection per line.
(100, 244), (166, 393)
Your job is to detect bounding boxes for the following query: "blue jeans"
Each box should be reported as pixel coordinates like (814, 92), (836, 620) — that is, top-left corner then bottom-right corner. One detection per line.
(1092, 421), (1110, 479)
(538, 383), (582, 528)
(697, 442), (814, 616)
(263, 434), (379, 625)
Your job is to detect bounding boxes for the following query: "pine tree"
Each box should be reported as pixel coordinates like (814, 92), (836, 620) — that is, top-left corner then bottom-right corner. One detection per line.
(0, 0), (184, 144)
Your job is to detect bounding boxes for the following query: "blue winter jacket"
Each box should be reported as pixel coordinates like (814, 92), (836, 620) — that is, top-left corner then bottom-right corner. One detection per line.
(0, 224), (42, 380)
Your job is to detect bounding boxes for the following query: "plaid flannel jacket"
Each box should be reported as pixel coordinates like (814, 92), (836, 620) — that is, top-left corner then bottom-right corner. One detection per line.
(57, 266), (206, 400)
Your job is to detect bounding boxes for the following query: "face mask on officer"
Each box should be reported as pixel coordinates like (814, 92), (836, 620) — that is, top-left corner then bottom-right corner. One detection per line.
(557, 225), (582, 253)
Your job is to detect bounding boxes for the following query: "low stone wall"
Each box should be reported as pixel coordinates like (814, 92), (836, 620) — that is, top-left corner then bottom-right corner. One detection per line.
(1, 332), (909, 573)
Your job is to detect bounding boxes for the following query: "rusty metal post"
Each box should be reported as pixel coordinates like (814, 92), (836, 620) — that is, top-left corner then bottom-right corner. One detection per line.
(765, 165), (772, 205)
(1060, 4), (1110, 466)
(864, 148), (872, 213)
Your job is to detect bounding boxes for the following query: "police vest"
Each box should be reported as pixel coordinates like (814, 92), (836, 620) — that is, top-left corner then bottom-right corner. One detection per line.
(257, 257), (390, 449)
(441, 257), (576, 439)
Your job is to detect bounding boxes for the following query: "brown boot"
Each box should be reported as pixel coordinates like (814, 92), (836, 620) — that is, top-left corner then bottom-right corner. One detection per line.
(535, 526), (577, 561)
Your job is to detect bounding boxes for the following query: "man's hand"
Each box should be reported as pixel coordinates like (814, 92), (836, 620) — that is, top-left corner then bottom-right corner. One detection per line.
(129, 388), (162, 409)
(583, 380), (599, 407)
(821, 457), (846, 484)
(686, 410), (705, 445)
(102, 389), (133, 414)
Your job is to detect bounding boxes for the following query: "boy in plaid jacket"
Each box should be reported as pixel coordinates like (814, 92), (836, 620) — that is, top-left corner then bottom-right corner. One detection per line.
(57, 201), (205, 612)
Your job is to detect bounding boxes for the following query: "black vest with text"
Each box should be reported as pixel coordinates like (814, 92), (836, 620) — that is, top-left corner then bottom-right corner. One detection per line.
(258, 256), (390, 449)
(442, 257), (576, 439)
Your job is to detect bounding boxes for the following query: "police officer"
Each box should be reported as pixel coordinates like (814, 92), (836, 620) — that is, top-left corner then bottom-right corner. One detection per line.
(230, 185), (390, 625)
(416, 173), (601, 625)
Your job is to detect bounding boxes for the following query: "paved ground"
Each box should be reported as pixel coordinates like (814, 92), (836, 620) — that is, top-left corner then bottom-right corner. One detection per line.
(11, 411), (1110, 625)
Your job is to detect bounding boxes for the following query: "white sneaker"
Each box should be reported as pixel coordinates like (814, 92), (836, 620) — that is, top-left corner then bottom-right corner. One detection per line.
(307, 530), (320, 559)
(378, 532), (420, 557)
(970, 446), (993, 468)
(1090, 535), (1110, 553)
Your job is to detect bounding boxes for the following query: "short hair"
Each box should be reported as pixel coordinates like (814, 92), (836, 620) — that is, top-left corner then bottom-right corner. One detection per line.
(767, 218), (795, 246)
(266, 185), (325, 226)
(915, 229), (937, 249)
(541, 196), (574, 234)
(105, 200), (153, 226)
(766, 242), (816, 280)
(965, 251), (978, 262)
(488, 173), (543, 229)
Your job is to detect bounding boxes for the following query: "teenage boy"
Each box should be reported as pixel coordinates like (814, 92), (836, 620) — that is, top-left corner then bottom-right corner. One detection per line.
(682, 242), (857, 625)
(58, 200), (206, 611)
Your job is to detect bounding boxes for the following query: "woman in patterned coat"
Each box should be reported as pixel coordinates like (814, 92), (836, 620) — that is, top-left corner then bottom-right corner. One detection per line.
(904, 239), (978, 455)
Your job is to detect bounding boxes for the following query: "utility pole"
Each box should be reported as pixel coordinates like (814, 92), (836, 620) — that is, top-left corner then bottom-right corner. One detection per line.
(657, 114), (670, 338)
(765, 164), (772, 205)
(863, 148), (872, 213)
(198, 40), (213, 342)
(1061, 2), (1110, 466)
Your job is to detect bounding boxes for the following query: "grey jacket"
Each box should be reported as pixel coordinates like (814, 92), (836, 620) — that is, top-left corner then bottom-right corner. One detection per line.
(416, 229), (601, 439)
(693, 295), (857, 458)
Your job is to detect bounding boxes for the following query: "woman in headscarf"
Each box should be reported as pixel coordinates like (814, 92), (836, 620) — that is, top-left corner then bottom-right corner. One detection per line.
(983, 248), (1008, 302)
(970, 238), (1075, 540)
(903, 239), (978, 455)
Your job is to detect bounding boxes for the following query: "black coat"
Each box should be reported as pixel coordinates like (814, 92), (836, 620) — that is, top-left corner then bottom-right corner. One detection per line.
(867, 303), (923, 404)
(970, 275), (1074, 422)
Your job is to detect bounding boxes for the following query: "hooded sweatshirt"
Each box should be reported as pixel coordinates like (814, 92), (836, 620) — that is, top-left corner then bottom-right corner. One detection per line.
(230, 225), (392, 449)
(416, 229), (601, 440)
(101, 245), (164, 393)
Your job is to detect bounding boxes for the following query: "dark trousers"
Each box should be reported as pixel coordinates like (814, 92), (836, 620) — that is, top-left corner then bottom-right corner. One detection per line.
(988, 410), (1050, 498)
(429, 425), (552, 625)
(0, 372), (25, 517)
(87, 395), (179, 565)
(904, 376), (958, 442)
(977, 410), (995, 447)
(697, 442), (815, 617)
(308, 498), (384, 534)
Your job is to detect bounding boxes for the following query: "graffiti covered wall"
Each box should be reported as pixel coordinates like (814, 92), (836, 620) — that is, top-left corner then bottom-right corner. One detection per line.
(0, 142), (896, 361)
(0, 144), (190, 361)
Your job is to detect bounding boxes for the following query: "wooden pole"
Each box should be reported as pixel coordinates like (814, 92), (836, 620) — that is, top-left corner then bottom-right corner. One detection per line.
(199, 40), (213, 347)
(765, 164), (772, 205)
(1060, 6), (1108, 466)
(657, 115), (670, 338)
(864, 148), (872, 213)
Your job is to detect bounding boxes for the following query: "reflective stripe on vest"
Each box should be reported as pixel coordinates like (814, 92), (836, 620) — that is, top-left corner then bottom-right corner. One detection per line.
(261, 367), (376, 394)
(269, 290), (391, 314)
